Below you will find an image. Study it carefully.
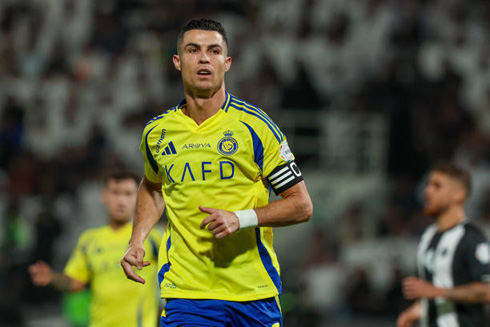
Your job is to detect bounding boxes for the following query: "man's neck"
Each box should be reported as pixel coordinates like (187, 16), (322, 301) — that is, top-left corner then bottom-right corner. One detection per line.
(108, 219), (130, 231)
(436, 206), (465, 232)
(183, 86), (226, 125)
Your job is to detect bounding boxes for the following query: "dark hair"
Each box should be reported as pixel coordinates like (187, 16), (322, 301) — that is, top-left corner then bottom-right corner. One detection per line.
(431, 162), (471, 197)
(103, 170), (140, 186)
(177, 18), (228, 47)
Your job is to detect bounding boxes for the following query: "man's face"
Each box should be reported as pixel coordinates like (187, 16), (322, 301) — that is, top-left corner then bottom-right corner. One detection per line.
(173, 29), (231, 95)
(424, 171), (464, 217)
(101, 179), (138, 224)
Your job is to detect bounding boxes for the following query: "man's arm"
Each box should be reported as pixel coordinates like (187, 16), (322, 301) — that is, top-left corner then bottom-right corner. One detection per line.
(255, 181), (313, 226)
(29, 261), (86, 293)
(200, 181), (312, 239)
(121, 176), (165, 284)
(403, 276), (490, 303)
(397, 301), (421, 327)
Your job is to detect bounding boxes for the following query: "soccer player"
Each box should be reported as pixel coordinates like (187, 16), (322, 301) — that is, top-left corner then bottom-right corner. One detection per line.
(120, 18), (313, 327)
(397, 162), (490, 327)
(29, 171), (161, 327)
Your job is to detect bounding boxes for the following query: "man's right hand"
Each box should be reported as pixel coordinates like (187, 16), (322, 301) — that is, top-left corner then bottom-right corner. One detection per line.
(29, 261), (53, 286)
(120, 244), (150, 284)
(397, 311), (416, 327)
(396, 301), (421, 327)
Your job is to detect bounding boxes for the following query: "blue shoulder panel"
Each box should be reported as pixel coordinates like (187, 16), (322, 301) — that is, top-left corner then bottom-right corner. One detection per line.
(145, 126), (159, 174)
(241, 121), (264, 171)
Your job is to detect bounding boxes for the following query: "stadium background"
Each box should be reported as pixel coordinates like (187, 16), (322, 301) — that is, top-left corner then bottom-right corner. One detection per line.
(1, 0), (490, 326)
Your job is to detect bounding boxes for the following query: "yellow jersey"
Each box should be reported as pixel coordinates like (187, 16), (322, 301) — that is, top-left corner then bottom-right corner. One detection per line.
(64, 223), (161, 327)
(140, 92), (303, 302)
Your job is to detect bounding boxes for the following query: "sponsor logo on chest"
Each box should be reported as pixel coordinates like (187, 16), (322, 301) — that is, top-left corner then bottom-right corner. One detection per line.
(182, 143), (211, 150)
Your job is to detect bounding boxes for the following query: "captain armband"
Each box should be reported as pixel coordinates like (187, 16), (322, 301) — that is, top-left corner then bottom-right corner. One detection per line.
(267, 161), (304, 195)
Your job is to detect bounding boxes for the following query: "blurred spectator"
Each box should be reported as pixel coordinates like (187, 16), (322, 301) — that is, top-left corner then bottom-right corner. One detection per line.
(377, 203), (408, 238)
(346, 266), (384, 316)
(338, 204), (371, 245)
(0, 98), (25, 170)
(0, 250), (27, 327)
(300, 230), (346, 326)
(1, 201), (32, 260)
(31, 205), (62, 265)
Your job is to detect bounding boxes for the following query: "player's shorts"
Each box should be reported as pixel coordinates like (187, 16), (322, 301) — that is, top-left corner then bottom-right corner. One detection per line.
(160, 297), (282, 327)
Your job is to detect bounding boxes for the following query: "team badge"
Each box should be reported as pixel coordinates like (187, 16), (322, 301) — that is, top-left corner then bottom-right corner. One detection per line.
(476, 243), (490, 264)
(217, 130), (238, 156)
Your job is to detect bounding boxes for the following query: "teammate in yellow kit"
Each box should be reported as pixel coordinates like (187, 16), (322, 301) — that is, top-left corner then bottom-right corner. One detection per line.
(29, 171), (161, 327)
(121, 18), (313, 326)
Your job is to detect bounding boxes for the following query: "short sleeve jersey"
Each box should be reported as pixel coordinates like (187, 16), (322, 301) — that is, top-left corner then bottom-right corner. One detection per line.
(64, 224), (161, 327)
(140, 92), (304, 301)
(417, 222), (490, 327)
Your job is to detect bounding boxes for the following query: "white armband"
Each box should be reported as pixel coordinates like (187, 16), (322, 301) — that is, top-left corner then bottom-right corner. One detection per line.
(234, 209), (258, 229)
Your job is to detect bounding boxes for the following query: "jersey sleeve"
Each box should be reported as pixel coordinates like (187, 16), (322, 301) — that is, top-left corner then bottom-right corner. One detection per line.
(464, 231), (490, 283)
(64, 231), (92, 283)
(249, 115), (304, 195)
(139, 120), (163, 183)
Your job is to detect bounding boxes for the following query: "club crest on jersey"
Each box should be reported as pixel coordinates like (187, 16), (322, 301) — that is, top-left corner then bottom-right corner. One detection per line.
(217, 130), (238, 156)
(476, 243), (490, 264)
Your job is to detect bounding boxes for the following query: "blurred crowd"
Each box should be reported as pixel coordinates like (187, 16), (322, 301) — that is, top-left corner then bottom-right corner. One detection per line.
(2, 0), (490, 326)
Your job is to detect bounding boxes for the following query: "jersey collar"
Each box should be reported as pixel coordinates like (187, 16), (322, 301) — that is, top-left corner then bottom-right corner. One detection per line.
(176, 91), (232, 112)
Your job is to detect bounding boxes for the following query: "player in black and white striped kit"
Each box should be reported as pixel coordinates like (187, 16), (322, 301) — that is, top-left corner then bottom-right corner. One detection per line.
(397, 162), (490, 327)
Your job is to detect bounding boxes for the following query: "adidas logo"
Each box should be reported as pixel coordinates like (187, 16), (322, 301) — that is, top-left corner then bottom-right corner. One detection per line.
(161, 142), (177, 155)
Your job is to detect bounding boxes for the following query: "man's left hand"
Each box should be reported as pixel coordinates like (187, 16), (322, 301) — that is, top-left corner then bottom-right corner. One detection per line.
(403, 276), (446, 300)
(199, 206), (240, 239)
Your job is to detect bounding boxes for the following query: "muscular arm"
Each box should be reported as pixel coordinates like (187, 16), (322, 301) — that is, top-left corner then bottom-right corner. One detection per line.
(403, 276), (490, 304)
(255, 181), (312, 227)
(29, 261), (86, 293)
(121, 176), (165, 283)
(444, 282), (490, 303)
(51, 272), (86, 292)
(130, 177), (165, 246)
(200, 181), (312, 238)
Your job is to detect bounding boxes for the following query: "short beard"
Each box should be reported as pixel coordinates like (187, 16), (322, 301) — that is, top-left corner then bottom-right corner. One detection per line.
(424, 206), (441, 218)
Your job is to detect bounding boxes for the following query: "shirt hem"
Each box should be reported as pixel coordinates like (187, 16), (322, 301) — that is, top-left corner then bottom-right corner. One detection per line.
(160, 290), (280, 302)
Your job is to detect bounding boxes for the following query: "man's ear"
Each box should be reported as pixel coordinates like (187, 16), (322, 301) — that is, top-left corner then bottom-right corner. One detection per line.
(224, 56), (232, 72)
(453, 187), (466, 204)
(173, 54), (181, 71)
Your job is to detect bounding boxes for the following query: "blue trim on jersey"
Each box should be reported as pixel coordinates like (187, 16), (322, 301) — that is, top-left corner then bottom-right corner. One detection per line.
(255, 229), (282, 294)
(158, 235), (172, 285)
(145, 126), (159, 174)
(149, 236), (159, 258)
(229, 96), (284, 142)
(177, 99), (186, 110)
(222, 91), (232, 111)
(241, 121), (264, 171)
(175, 93), (231, 113)
(145, 115), (164, 126)
(229, 103), (282, 143)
